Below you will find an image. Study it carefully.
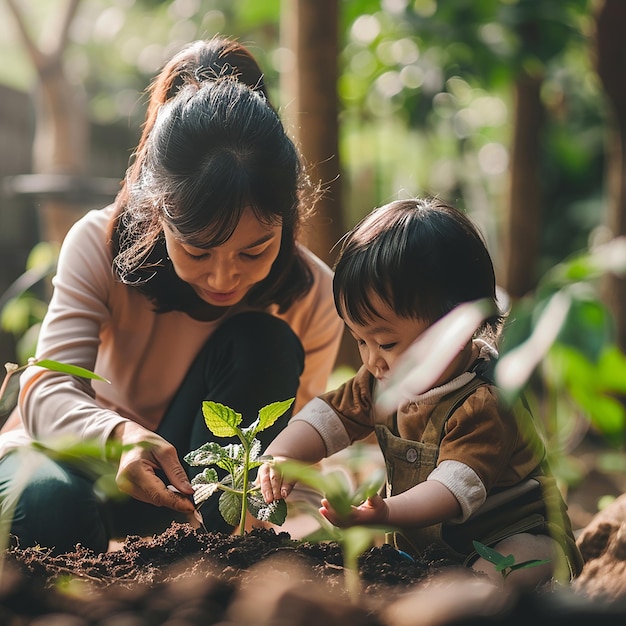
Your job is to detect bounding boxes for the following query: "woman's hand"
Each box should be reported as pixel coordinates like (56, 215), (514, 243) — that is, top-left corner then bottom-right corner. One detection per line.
(258, 457), (296, 503)
(113, 421), (196, 514)
(319, 494), (390, 528)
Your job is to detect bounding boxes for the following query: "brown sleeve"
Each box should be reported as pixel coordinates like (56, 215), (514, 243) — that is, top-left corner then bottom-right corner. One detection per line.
(437, 386), (542, 492)
(319, 365), (378, 443)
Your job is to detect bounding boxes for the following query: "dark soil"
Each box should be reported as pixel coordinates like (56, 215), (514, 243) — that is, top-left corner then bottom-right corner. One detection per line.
(4, 434), (626, 626)
(0, 523), (463, 625)
(3, 522), (626, 625)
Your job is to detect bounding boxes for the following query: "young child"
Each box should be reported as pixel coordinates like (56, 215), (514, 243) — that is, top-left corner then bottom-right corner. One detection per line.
(259, 197), (583, 587)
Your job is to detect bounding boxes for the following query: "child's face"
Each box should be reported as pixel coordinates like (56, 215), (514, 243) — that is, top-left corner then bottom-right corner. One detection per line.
(343, 295), (430, 383)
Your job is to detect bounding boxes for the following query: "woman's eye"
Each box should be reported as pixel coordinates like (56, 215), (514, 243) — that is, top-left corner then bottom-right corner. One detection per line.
(241, 250), (264, 260)
(186, 251), (209, 260)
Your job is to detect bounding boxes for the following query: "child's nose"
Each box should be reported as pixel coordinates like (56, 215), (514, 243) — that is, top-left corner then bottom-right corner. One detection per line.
(368, 354), (387, 379)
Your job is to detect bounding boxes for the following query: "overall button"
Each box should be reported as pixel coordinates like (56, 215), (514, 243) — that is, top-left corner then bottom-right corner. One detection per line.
(406, 448), (418, 462)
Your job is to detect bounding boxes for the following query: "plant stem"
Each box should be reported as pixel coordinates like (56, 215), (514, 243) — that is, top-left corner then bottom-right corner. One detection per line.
(239, 435), (250, 537)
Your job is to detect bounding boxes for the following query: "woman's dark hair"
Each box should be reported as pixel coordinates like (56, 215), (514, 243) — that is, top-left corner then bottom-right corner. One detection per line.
(109, 37), (313, 314)
(333, 198), (501, 332)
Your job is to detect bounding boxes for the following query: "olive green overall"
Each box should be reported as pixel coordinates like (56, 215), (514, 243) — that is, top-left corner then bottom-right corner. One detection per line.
(374, 376), (584, 578)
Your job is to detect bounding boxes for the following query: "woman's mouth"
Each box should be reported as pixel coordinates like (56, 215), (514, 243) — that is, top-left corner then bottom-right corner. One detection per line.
(197, 287), (240, 305)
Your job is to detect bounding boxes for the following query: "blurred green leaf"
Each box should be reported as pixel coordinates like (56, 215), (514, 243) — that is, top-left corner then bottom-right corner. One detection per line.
(35, 359), (110, 383)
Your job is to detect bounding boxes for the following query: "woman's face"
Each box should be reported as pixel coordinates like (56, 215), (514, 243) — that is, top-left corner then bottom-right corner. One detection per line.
(163, 207), (282, 308)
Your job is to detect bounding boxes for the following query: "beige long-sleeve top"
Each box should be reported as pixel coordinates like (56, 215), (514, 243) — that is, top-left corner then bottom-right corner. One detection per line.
(0, 206), (343, 455)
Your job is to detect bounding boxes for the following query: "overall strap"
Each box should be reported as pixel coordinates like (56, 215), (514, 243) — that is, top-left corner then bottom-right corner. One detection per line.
(420, 375), (488, 446)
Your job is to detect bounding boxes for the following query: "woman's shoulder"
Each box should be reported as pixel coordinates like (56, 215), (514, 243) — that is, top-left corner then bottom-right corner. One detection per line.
(65, 205), (115, 238)
(297, 243), (334, 281)
(56, 206), (116, 285)
(60, 205), (116, 259)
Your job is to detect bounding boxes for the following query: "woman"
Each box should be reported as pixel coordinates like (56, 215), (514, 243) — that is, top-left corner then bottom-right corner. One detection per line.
(0, 38), (343, 554)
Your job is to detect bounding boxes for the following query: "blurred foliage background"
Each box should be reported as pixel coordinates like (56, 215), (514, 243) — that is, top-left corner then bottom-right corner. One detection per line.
(0, 0), (606, 271)
(2, 1), (626, 528)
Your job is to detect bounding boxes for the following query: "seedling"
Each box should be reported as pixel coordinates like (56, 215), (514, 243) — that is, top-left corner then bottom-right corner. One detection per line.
(277, 459), (387, 600)
(184, 399), (293, 536)
(278, 459), (385, 518)
(1, 358), (110, 426)
(472, 540), (550, 579)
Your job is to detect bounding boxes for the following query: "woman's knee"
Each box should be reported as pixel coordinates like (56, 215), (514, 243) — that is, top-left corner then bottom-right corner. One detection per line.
(203, 312), (304, 387)
(216, 312), (304, 368)
(1, 453), (108, 554)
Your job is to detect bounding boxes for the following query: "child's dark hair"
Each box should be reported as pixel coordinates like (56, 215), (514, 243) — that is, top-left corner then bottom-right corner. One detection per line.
(333, 198), (501, 333)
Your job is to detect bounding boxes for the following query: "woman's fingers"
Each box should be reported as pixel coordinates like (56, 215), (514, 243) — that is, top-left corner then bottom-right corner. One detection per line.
(114, 421), (195, 513)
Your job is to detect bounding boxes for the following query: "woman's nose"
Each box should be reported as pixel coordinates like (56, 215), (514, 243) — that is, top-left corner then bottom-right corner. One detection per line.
(206, 259), (237, 291)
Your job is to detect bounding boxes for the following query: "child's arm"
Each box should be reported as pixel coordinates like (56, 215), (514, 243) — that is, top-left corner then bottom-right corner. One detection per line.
(259, 420), (327, 503)
(320, 480), (461, 528)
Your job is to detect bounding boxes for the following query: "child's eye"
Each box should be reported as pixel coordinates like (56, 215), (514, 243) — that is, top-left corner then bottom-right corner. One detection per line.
(379, 343), (397, 351)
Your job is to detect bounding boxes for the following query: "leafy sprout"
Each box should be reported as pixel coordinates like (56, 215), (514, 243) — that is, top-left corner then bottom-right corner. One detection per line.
(472, 540), (550, 579)
(185, 398), (294, 535)
(277, 459), (387, 600)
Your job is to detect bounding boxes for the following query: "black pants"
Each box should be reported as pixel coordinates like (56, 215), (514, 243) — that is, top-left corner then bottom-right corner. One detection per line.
(0, 312), (304, 554)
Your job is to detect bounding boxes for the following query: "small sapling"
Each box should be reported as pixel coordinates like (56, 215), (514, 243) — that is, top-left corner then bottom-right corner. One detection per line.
(472, 540), (550, 579)
(184, 398), (293, 535)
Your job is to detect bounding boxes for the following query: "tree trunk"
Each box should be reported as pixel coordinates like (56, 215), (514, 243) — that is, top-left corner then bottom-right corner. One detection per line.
(5, 0), (88, 245)
(594, 0), (626, 350)
(503, 72), (544, 299)
(280, 0), (345, 266)
(32, 59), (89, 244)
(280, 0), (359, 370)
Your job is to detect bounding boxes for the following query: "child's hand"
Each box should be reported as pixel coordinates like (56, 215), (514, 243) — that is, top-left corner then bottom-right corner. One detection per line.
(319, 494), (389, 528)
(258, 457), (295, 503)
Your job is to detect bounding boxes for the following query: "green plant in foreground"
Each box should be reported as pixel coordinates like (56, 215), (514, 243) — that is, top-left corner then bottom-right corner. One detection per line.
(278, 459), (387, 600)
(0, 358), (112, 581)
(1, 358), (110, 425)
(184, 399), (294, 536)
(472, 540), (550, 579)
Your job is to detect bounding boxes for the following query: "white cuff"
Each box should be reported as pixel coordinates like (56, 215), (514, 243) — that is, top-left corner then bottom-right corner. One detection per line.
(427, 459), (486, 522)
(290, 397), (351, 456)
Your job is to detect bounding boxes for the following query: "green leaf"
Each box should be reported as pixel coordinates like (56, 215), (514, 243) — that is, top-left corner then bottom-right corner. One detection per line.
(30, 438), (122, 480)
(219, 490), (243, 527)
(342, 526), (377, 568)
(202, 401), (242, 438)
(35, 359), (110, 383)
(495, 554), (516, 572)
(351, 468), (385, 506)
(256, 398), (294, 434)
(278, 459), (331, 492)
(510, 558), (551, 572)
(184, 441), (227, 467)
(556, 297), (612, 362)
(279, 460), (354, 516)
(322, 470), (355, 517)
(472, 540), (506, 566)
(190, 467), (219, 486)
(247, 490), (287, 525)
